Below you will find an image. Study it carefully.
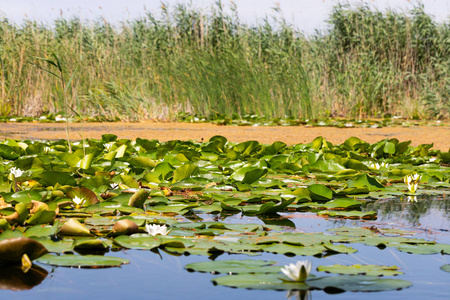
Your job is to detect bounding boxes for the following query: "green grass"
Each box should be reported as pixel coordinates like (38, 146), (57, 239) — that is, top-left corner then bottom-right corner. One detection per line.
(0, 2), (448, 120)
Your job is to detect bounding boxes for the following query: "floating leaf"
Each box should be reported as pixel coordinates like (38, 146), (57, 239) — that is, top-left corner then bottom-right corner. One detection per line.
(113, 234), (161, 250)
(128, 189), (150, 209)
(26, 210), (56, 226)
(0, 237), (48, 265)
(231, 167), (268, 184)
(111, 219), (139, 235)
(317, 264), (403, 276)
(36, 254), (129, 268)
(212, 273), (412, 292)
(323, 243), (358, 254)
(67, 187), (99, 207)
(308, 184), (333, 201)
(59, 218), (92, 236)
(347, 174), (384, 191)
(318, 210), (377, 219)
(441, 265), (450, 273)
(8, 191), (42, 205)
(185, 259), (279, 274)
(35, 171), (76, 186)
(128, 156), (157, 169)
(173, 164), (198, 183)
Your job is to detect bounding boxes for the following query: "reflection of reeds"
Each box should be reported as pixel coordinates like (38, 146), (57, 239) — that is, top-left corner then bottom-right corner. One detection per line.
(0, 2), (448, 120)
(364, 195), (450, 228)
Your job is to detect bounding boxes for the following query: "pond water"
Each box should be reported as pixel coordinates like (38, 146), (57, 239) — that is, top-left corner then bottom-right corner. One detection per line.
(1, 196), (449, 300)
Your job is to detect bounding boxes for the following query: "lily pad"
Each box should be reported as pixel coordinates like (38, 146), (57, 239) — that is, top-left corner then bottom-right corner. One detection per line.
(212, 273), (412, 292)
(36, 254), (129, 268)
(185, 259), (280, 274)
(317, 264), (403, 276)
(0, 237), (48, 265)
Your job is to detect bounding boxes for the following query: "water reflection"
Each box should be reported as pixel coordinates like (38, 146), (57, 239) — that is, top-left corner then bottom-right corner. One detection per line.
(0, 265), (48, 291)
(286, 290), (311, 300)
(364, 194), (450, 230)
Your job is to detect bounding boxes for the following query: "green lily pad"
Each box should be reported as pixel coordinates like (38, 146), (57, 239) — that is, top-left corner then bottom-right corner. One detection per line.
(36, 171), (77, 186)
(185, 259), (279, 274)
(441, 264), (450, 273)
(308, 184), (333, 201)
(173, 164), (198, 182)
(8, 191), (43, 204)
(0, 237), (48, 265)
(30, 236), (75, 253)
(36, 254), (129, 268)
(317, 199), (362, 209)
(212, 273), (412, 292)
(113, 234), (161, 250)
(317, 264), (403, 276)
(25, 223), (59, 237)
(67, 187), (99, 207)
(318, 210), (377, 219)
(59, 218), (93, 236)
(264, 243), (325, 256)
(128, 189), (150, 209)
(323, 243), (358, 254)
(395, 243), (450, 255)
(231, 166), (268, 184)
(306, 275), (412, 292)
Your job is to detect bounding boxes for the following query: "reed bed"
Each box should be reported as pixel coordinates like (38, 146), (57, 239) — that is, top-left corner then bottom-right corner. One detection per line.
(0, 2), (448, 120)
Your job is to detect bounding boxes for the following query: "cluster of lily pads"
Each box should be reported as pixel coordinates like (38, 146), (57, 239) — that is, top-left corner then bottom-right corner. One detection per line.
(2, 114), (447, 128)
(0, 134), (449, 292)
(176, 113), (447, 128)
(0, 114), (113, 123)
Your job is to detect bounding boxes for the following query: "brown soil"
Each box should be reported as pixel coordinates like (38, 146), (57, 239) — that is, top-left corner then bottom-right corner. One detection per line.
(1, 122), (449, 151)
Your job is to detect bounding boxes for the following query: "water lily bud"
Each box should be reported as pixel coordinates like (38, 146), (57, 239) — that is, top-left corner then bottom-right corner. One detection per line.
(112, 219), (139, 235)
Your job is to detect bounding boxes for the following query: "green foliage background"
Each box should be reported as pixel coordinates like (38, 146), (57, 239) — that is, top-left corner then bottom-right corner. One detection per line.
(0, 2), (448, 120)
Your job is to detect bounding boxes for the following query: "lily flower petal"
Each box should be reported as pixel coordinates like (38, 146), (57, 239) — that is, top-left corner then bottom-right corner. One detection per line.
(9, 167), (24, 178)
(145, 224), (170, 236)
(72, 196), (85, 209)
(281, 260), (312, 282)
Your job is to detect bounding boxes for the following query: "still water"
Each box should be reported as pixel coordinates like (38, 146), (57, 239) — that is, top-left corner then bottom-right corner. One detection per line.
(1, 196), (449, 300)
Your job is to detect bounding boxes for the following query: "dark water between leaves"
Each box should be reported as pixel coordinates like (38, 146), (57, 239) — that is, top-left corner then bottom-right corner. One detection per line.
(1, 196), (449, 300)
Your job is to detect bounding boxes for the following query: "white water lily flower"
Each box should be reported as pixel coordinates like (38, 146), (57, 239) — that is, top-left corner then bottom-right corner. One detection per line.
(369, 162), (389, 170)
(9, 167), (24, 178)
(411, 173), (421, 182)
(145, 224), (170, 236)
(369, 162), (380, 170)
(281, 260), (312, 282)
(103, 143), (114, 151)
(404, 173), (421, 193)
(55, 116), (67, 122)
(72, 196), (85, 209)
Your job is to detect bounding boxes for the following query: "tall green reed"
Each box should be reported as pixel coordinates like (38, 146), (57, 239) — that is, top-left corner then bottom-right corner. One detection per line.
(0, 2), (448, 120)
